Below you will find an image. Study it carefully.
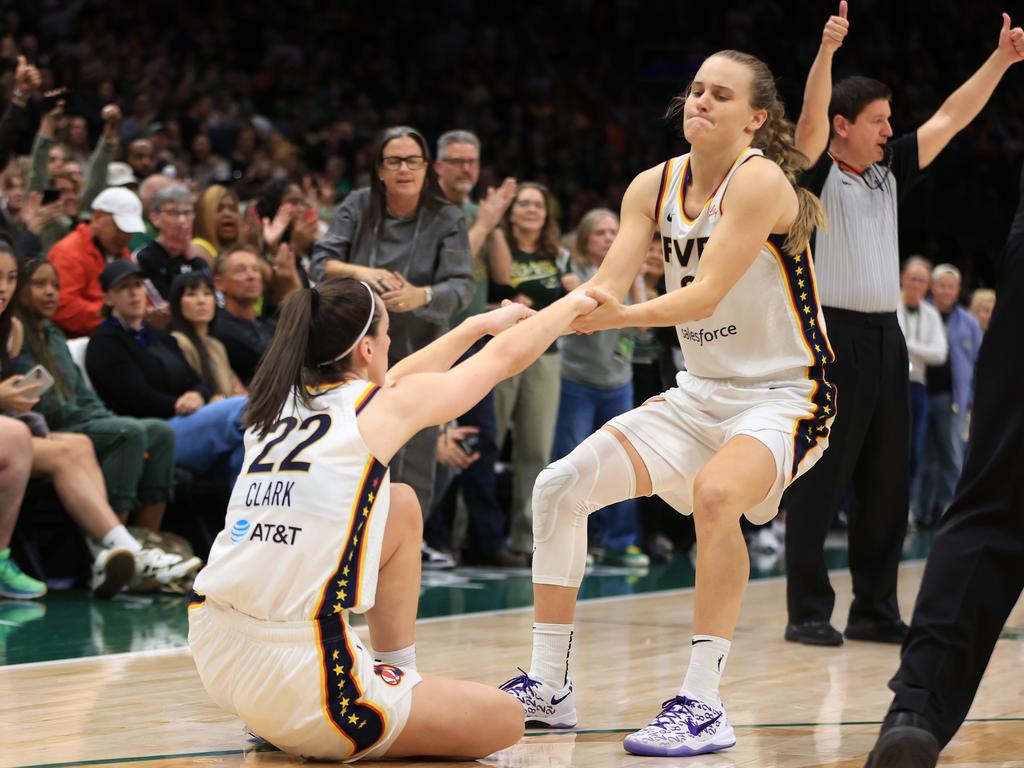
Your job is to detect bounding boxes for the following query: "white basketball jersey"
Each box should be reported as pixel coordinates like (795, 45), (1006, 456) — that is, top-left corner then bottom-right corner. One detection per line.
(656, 148), (834, 379)
(194, 380), (390, 622)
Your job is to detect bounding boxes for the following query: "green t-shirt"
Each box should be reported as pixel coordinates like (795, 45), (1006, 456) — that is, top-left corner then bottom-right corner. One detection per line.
(507, 247), (567, 354)
(451, 201), (488, 326)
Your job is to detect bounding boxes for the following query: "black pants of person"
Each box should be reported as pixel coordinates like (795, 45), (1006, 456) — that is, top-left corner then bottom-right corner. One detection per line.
(784, 308), (910, 626)
(886, 241), (1024, 748)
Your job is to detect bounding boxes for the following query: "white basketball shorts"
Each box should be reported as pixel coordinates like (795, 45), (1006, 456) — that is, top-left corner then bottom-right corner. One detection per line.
(188, 597), (421, 762)
(606, 367), (836, 524)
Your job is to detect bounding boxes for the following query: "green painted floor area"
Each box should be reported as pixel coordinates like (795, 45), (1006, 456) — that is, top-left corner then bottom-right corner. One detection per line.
(0, 531), (935, 667)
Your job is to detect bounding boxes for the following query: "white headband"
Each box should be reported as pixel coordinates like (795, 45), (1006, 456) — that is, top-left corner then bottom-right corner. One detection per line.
(316, 281), (376, 367)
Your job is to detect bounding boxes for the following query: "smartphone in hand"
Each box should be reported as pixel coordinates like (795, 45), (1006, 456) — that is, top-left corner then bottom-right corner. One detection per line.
(15, 364), (55, 397)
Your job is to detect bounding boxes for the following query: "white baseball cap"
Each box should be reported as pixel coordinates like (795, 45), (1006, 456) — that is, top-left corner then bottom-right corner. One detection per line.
(106, 161), (138, 187)
(91, 187), (146, 234)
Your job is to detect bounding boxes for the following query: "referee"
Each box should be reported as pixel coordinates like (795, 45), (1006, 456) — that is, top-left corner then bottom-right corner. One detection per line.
(783, 4), (1024, 646)
(864, 160), (1024, 768)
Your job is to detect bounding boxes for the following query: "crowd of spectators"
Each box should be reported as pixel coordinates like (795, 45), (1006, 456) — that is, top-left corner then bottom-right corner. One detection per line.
(0, 1), (1016, 597)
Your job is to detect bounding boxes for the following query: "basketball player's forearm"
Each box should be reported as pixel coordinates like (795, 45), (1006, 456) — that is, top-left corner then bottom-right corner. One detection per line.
(624, 283), (719, 328)
(388, 318), (485, 379)
(490, 295), (585, 377)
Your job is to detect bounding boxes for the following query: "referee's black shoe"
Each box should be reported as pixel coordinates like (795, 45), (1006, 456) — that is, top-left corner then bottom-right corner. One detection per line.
(844, 618), (909, 644)
(864, 711), (939, 768)
(784, 620), (843, 646)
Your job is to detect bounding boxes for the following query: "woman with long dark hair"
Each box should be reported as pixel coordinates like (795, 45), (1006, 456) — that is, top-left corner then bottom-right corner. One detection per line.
(309, 126), (475, 544)
(188, 276), (595, 762)
(168, 271), (245, 399)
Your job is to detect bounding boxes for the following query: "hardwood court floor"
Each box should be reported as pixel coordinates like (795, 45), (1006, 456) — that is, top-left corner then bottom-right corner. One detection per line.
(4, 562), (1023, 768)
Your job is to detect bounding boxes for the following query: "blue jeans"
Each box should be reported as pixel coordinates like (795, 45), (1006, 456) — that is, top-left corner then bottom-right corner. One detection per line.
(168, 396), (247, 485)
(552, 378), (638, 553)
(917, 392), (965, 524)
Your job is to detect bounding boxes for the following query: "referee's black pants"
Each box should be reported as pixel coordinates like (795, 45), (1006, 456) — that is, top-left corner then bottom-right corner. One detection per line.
(886, 241), (1024, 748)
(784, 307), (910, 626)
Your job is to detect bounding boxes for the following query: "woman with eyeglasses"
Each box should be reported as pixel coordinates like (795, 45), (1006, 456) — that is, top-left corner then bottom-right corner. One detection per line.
(310, 127), (475, 547)
(134, 183), (209, 304)
(490, 182), (579, 559)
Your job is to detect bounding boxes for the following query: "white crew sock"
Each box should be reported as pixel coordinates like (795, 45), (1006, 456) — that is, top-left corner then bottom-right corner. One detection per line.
(529, 622), (574, 688)
(101, 525), (142, 554)
(374, 644), (416, 672)
(680, 634), (731, 707)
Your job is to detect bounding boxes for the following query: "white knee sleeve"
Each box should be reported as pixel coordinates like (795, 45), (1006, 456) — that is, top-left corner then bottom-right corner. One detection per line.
(532, 429), (637, 588)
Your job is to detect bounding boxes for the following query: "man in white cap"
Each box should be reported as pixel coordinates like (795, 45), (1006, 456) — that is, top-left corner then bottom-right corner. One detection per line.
(49, 186), (146, 337)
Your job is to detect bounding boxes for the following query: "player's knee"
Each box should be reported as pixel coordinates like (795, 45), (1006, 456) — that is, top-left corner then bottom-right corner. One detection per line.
(691, 475), (734, 531)
(390, 483), (423, 539)
(489, 693), (526, 751)
(532, 458), (587, 542)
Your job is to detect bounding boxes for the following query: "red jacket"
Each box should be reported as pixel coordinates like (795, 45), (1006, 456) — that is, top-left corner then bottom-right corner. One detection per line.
(48, 223), (131, 337)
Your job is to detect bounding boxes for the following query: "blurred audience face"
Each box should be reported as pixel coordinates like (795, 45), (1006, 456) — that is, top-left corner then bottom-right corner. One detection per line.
(900, 261), (930, 307)
(67, 116), (89, 148)
(192, 133), (213, 162)
(215, 249), (263, 305)
(378, 136), (426, 203)
(54, 174), (80, 218)
(91, 211), (133, 254)
(62, 160), (84, 189)
(931, 273), (961, 313)
(970, 293), (995, 332)
(20, 260), (60, 319)
(153, 200), (195, 255)
(215, 192), (241, 244)
(509, 186), (547, 236)
(179, 280), (216, 326)
(2, 173), (25, 213)
(435, 141), (480, 200)
(643, 237), (665, 278)
(105, 274), (148, 324)
(128, 139), (156, 178)
(584, 214), (618, 263)
(0, 249), (15, 315)
(139, 174), (173, 217)
(47, 144), (65, 177)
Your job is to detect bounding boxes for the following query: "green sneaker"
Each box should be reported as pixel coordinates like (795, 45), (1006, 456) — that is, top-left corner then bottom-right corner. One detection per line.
(599, 545), (651, 569)
(0, 548), (47, 599)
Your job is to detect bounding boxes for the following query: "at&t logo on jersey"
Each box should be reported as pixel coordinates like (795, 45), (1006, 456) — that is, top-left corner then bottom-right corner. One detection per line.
(227, 519), (302, 546)
(229, 519), (251, 543)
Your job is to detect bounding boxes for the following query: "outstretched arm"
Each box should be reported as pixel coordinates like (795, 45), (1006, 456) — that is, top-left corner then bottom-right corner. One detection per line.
(575, 159), (794, 332)
(917, 13), (1024, 169)
(795, 1), (850, 166)
(363, 290), (596, 462)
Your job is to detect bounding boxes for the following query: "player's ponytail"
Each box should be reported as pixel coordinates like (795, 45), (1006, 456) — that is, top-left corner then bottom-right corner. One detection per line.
(246, 278), (381, 438)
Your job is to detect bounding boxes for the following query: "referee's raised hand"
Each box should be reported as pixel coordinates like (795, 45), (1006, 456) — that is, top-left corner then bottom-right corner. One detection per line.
(998, 12), (1024, 64)
(822, 1), (849, 53)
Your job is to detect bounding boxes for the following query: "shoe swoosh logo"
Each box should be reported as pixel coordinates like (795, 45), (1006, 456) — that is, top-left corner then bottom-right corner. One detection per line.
(687, 712), (721, 736)
(551, 691), (571, 705)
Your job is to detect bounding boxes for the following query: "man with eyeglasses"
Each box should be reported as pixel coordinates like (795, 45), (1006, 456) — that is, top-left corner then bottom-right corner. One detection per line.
(134, 184), (208, 317)
(426, 130), (526, 567)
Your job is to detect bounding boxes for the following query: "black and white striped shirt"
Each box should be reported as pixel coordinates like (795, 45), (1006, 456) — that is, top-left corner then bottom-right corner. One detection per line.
(801, 133), (922, 313)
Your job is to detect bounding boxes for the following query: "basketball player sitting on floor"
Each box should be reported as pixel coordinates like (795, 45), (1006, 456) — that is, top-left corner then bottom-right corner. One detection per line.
(500, 49), (834, 758)
(188, 279), (596, 761)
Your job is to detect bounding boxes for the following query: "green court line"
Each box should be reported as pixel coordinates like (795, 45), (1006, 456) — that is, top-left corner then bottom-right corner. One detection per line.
(18, 717), (1024, 768)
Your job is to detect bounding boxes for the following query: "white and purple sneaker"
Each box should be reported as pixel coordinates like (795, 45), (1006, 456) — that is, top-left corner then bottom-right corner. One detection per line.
(623, 694), (736, 757)
(499, 669), (577, 728)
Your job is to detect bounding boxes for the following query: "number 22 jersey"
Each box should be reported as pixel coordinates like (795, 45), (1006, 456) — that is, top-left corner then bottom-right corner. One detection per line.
(193, 380), (391, 623)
